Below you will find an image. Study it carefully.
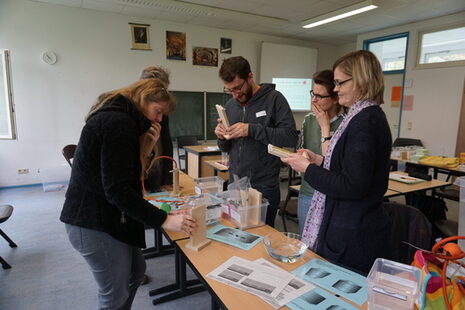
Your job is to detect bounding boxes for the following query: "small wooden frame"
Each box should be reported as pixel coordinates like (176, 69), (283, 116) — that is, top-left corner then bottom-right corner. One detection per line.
(267, 144), (295, 158)
(216, 104), (230, 140)
(186, 204), (211, 252)
(245, 188), (261, 227)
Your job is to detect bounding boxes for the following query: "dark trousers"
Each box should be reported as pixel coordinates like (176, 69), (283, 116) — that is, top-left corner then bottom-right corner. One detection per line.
(255, 184), (280, 228)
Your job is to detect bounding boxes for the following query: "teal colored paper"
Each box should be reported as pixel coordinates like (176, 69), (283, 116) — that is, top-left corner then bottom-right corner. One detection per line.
(287, 286), (359, 310)
(292, 258), (367, 306)
(206, 224), (263, 250)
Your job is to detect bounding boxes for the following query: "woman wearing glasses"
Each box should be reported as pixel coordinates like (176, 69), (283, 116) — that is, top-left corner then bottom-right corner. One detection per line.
(297, 70), (343, 235)
(282, 50), (391, 274)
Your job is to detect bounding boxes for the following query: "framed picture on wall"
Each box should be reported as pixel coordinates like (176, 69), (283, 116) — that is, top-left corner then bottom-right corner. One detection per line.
(193, 47), (218, 67)
(129, 23), (151, 50)
(220, 38), (232, 54)
(166, 31), (186, 60)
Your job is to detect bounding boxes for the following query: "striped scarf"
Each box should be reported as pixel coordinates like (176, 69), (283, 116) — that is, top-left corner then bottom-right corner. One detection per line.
(301, 99), (377, 250)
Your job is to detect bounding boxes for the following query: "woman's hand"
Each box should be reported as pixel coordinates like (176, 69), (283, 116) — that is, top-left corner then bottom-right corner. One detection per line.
(313, 102), (330, 133)
(140, 122), (161, 158)
(281, 149), (323, 173)
(162, 212), (197, 235)
(281, 153), (311, 173)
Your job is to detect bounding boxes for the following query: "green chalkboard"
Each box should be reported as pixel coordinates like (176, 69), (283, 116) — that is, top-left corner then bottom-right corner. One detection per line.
(169, 91), (204, 141)
(206, 92), (231, 140)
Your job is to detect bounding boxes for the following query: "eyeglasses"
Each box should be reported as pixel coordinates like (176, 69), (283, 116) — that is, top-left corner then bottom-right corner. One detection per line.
(310, 90), (332, 100)
(223, 79), (247, 94)
(334, 78), (353, 87)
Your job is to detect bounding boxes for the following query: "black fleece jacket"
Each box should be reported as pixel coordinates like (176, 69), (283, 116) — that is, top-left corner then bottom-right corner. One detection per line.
(217, 84), (298, 189)
(60, 94), (167, 248)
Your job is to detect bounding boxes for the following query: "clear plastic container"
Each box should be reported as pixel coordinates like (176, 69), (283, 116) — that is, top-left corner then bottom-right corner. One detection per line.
(221, 198), (268, 230)
(367, 258), (422, 310)
(194, 176), (224, 195)
(182, 193), (222, 226)
(38, 163), (70, 192)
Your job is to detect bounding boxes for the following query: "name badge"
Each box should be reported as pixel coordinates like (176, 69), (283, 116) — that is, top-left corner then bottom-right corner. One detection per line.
(256, 110), (267, 118)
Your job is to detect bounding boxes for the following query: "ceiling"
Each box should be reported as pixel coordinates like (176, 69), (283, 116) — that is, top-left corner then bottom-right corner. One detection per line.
(30, 0), (465, 44)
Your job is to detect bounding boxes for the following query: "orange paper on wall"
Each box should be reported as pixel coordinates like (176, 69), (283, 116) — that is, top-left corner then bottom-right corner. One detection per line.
(391, 86), (402, 101)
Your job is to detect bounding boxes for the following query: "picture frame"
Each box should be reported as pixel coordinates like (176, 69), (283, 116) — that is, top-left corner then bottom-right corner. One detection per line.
(129, 23), (151, 50)
(193, 47), (218, 67)
(166, 31), (186, 60)
(220, 38), (232, 54)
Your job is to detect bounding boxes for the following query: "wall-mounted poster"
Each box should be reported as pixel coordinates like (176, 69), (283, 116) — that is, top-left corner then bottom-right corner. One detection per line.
(166, 31), (186, 60)
(220, 38), (232, 54)
(193, 47), (218, 67)
(129, 23), (151, 50)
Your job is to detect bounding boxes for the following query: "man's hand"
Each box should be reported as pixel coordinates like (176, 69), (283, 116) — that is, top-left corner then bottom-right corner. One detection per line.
(313, 102), (330, 133)
(214, 118), (227, 140)
(225, 122), (248, 139)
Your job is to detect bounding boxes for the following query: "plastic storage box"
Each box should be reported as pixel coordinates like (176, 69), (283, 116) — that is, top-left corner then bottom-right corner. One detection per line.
(221, 197), (268, 230)
(183, 193), (223, 226)
(367, 258), (422, 310)
(38, 163), (70, 192)
(194, 176), (224, 195)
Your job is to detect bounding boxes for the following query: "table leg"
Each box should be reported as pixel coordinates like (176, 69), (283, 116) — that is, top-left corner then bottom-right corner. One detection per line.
(142, 228), (174, 259)
(150, 242), (204, 305)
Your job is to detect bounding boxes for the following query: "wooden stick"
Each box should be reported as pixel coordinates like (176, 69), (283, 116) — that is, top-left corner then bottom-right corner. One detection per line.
(216, 104), (231, 140)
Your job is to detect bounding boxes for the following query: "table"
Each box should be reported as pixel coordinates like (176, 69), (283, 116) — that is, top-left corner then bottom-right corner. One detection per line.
(391, 157), (465, 179)
(176, 224), (367, 310)
(184, 144), (222, 179)
(204, 160), (229, 180)
(388, 177), (451, 195)
(289, 184), (402, 198)
(146, 172), (205, 304)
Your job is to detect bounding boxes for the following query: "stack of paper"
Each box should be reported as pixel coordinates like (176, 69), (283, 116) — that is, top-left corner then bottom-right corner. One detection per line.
(389, 173), (425, 184)
(207, 256), (360, 309)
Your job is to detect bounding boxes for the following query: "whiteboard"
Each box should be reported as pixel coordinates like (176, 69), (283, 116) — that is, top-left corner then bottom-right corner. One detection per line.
(259, 42), (318, 111)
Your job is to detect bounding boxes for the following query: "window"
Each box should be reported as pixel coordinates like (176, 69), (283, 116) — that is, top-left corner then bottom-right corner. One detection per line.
(417, 25), (465, 67)
(0, 49), (16, 139)
(363, 32), (409, 74)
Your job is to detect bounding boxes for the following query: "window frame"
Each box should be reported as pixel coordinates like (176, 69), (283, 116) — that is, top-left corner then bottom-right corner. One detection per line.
(0, 49), (16, 140)
(415, 23), (465, 69)
(363, 32), (409, 75)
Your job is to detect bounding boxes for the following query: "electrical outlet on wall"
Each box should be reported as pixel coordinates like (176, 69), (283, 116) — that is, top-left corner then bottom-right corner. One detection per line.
(407, 121), (413, 130)
(17, 168), (29, 174)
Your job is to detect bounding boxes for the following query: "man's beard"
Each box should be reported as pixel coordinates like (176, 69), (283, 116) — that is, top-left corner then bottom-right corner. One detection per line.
(237, 86), (253, 104)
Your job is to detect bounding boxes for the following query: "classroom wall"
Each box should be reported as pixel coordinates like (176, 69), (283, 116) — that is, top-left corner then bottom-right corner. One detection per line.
(0, 0), (341, 187)
(357, 11), (465, 156)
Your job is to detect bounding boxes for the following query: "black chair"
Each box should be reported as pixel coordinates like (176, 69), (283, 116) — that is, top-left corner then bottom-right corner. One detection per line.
(279, 164), (301, 232)
(0, 204), (17, 269)
(384, 202), (432, 264)
(176, 136), (198, 172)
(62, 144), (77, 168)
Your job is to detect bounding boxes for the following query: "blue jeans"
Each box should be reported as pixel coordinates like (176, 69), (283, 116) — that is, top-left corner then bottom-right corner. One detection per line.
(65, 224), (146, 310)
(297, 193), (313, 236)
(256, 185), (281, 228)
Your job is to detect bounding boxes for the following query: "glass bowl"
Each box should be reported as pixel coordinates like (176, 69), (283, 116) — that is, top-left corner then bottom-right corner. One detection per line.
(263, 232), (307, 263)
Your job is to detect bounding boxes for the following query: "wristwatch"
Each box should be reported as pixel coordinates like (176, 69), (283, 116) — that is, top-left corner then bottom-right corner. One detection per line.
(321, 136), (332, 143)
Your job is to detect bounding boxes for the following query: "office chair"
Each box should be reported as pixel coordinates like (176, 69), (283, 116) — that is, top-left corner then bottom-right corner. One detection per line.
(0, 204), (17, 269)
(384, 202), (432, 264)
(176, 136), (198, 172)
(62, 144), (77, 168)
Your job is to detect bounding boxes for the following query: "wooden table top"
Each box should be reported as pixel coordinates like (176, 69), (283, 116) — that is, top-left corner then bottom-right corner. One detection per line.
(183, 144), (221, 155)
(388, 171), (451, 194)
(176, 224), (367, 310)
(205, 160), (229, 172)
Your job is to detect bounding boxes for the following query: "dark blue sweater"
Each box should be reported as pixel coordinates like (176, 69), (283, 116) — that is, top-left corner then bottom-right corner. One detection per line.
(305, 105), (392, 274)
